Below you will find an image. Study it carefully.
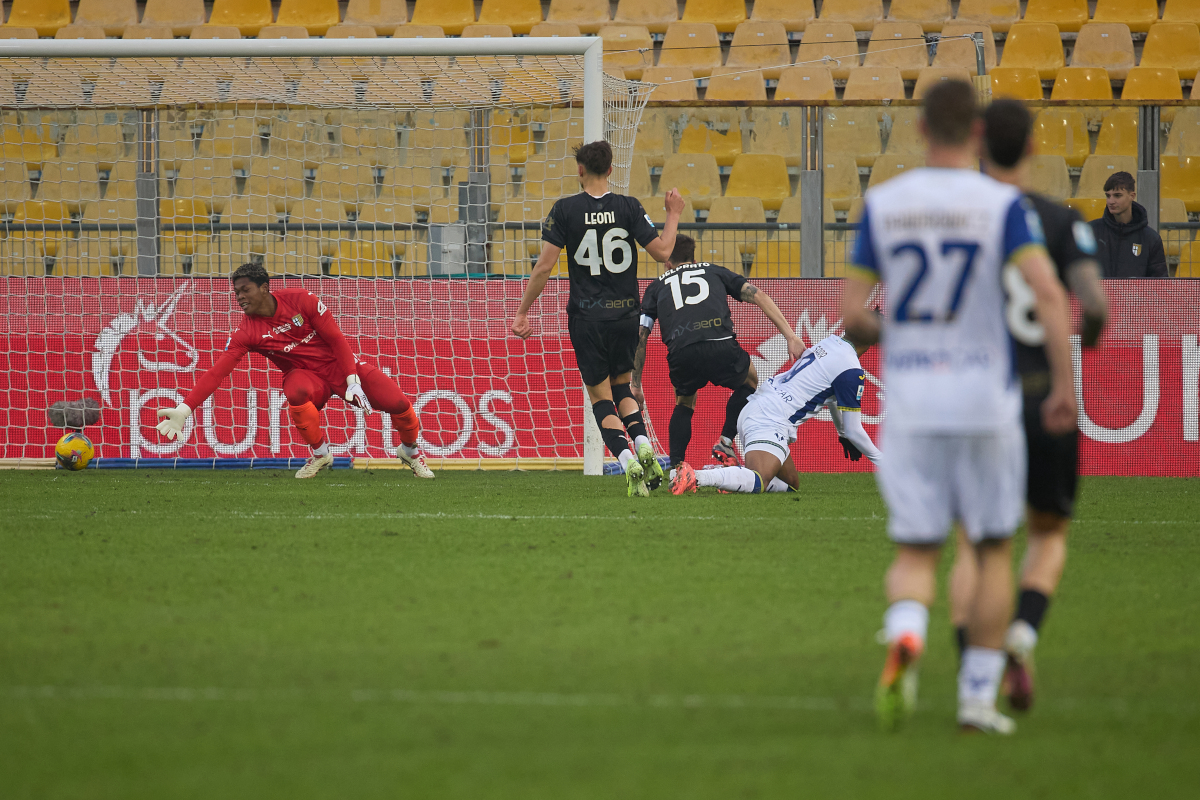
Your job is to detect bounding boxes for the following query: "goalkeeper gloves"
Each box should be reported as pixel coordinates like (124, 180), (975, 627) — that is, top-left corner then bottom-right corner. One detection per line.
(839, 435), (863, 462)
(344, 374), (373, 414)
(155, 403), (192, 441)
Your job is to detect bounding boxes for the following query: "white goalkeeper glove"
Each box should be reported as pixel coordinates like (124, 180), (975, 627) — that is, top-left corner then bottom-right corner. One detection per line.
(344, 374), (373, 414)
(155, 402), (192, 441)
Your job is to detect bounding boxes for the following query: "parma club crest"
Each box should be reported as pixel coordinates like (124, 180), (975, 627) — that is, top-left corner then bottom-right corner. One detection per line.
(292, 314), (304, 327)
(1132, 243), (1142, 256)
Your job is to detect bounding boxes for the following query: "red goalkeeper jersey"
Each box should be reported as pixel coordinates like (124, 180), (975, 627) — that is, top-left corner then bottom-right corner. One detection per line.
(183, 289), (359, 409)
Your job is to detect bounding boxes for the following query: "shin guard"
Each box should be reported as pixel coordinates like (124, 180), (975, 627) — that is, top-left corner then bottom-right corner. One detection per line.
(592, 399), (630, 458)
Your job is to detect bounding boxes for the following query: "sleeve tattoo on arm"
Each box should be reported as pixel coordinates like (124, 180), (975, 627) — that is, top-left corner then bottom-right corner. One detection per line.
(632, 327), (650, 384)
(740, 284), (759, 302)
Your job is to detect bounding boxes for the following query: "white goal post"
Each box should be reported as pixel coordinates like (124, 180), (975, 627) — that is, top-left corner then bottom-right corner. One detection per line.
(0, 36), (654, 473)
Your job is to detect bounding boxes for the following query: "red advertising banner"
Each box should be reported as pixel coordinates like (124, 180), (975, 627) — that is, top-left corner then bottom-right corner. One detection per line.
(1, 277), (1197, 476)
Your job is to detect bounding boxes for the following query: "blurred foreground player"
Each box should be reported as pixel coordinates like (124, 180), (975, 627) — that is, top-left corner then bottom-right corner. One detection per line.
(948, 98), (1109, 711)
(510, 140), (684, 497)
(154, 263), (434, 480)
(631, 234), (805, 471)
(841, 81), (1076, 735)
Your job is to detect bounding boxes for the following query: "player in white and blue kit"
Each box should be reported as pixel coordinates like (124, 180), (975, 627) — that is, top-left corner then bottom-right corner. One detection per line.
(839, 81), (1077, 735)
(669, 332), (880, 495)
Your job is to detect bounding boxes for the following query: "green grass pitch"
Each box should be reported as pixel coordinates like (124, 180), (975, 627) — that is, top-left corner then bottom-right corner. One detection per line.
(1, 469), (1197, 799)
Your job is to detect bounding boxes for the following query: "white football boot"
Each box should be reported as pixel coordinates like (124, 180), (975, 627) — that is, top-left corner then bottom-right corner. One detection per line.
(958, 702), (1017, 735)
(397, 445), (435, 479)
(295, 452), (334, 479)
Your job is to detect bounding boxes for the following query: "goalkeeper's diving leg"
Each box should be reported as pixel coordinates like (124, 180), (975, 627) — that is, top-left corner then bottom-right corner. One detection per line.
(284, 370), (337, 479)
(357, 365), (434, 479)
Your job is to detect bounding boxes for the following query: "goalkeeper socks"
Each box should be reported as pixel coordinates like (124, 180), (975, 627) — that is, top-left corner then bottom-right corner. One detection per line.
(400, 443), (419, 459)
(391, 406), (420, 447)
(695, 466), (763, 494)
(1015, 589), (1050, 632)
(313, 442), (330, 457)
(289, 401), (326, 447)
(668, 404), (694, 466)
(723, 382), (754, 441)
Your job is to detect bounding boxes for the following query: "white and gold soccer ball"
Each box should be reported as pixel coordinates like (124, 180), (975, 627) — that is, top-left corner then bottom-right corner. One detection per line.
(55, 431), (94, 471)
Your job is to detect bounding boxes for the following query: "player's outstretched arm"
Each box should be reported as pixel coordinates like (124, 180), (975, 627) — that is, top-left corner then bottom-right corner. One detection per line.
(643, 189), (685, 263)
(1017, 248), (1077, 434)
(510, 243), (561, 339)
(1066, 260), (1109, 347)
(630, 324), (652, 408)
(742, 284), (805, 359)
(838, 409), (881, 463)
(156, 343), (248, 440)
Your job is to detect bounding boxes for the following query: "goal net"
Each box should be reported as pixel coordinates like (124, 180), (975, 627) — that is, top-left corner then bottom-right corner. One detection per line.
(0, 37), (654, 471)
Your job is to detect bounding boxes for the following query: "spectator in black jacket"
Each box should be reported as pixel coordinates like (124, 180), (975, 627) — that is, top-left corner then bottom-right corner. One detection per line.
(1089, 172), (1168, 278)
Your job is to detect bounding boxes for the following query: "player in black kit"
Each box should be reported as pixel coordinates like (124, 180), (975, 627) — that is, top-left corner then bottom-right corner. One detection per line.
(631, 235), (804, 471)
(510, 140), (685, 497)
(949, 98), (1109, 711)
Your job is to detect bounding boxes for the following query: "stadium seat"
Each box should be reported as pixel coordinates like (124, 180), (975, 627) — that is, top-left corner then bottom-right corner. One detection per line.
(1093, 0), (1159, 33)
(704, 68), (768, 101)
(0, 161), (31, 211)
(462, 24), (514, 37)
(331, 241), (397, 278)
(746, 108), (804, 166)
(1160, 198), (1192, 258)
(522, 158), (575, 199)
(796, 23), (860, 80)
(750, 0), (815, 33)
(1050, 67), (1113, 100)
(1063, 197), (1106, 221)
(38, 161), (102, 211)
(531, 22), (582, 36)
(843, 67), (906, 100)
(933, 23), (998, 72)
(639, 67), (698, 101)
(999, 23), (1065, 80)
(703, 197), (763, 261)
(325, 24), (378, 38)
(275, 0), (341, 36)
(190, 25), (243, 39)
(825, 107), (882, 167)
(0, 28), (38, 39)
(1078, 155), (1136, 196)
(913, 67), (972, 97)
(726, 22), (791, 81)
(1034, 109), (1090, 168)
(820, 0), (884, 32)
(884, 107), (922, 154)
(1166, 108), (1200, 156)
(864, 22), (929, 80)
(258, 25), (310, 38)
(159, 198), (210, 259)
(4, 0), (72, 38)
(726, 154), (790, 210)
(315, 162), (380, 211)
(628, 157), (653, 197)
(342, 0), (408, 34)
(1141, 23), (1200, 81)
(222, 196), (278, 262)
(392, 24), (445, 37)
(660, 153), (721, 209)
(1022, 0), (1089, 33)
(1175, 240), (1200, 276)
(1163, 0), (1200, 24)
(887, 0), (951, 32)
(774, 67), (837, 100)
(479, 0), (544, 35)
(824, 156), (861, 210)
(546, 0), (609, 34)
(1070, 23), (1135, 81)
(68, 0), (137, 37)
(613, 0), (678, 34)
(122, 25), (175, 38)
(1026, 155), (1071, 200)
(681, 0), (747, 34)
(410, 0), (476, 36)
(868, 154), (925, 188)
(55, 26), (107, 39)
(955, 0), (1019, 33)
(140, 0), (206, 37)
(1122, 67), (1185, 101)
(1094, 108), (1138, 156)
(1161, 155), (1200, 212)
(752, 238), (804, 277)
(601, 26), (654, 79)
(989, 67), (1044, 99)
(287, 199), (349, 256)
(707, 196), (766, 224)
(82, 198), (137, 258)
(209, 0), (275, 37)
(659, 23), (724, 79)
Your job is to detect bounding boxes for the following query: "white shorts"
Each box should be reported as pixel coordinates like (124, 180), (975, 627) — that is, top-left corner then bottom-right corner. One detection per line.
(737, 393), (795, 461)
(876, 426), (1026, 545)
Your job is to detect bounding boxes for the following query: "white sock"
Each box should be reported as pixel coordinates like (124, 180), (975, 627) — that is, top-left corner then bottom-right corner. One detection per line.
(959, 646), (1007, 707)
(617, 449), (636, 472)
(884, 600), (929, 645)
(766, 477), (791, 493)
(313, 442), (330, 457)
(633, 435), (650, 452)
(400, 443), (419, 458)
(695, 466), (762, 493)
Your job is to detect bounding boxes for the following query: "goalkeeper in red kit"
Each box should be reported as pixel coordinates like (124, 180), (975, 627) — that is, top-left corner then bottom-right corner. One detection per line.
(154, 263), (434, 479)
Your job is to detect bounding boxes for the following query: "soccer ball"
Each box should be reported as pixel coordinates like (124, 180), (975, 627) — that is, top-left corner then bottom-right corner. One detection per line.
(55, 431), (94, 471)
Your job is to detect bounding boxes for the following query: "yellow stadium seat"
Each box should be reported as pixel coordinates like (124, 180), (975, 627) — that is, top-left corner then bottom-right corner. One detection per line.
(843, 67), (906, 100)
(865, 22), (928, 80)
(625, 155), (652, 198)
(222, 196), (277, 261)
(933, 23), (998, 71)
(1063, 197), (1106, 222)
(410, 0), (476, 36)
(82, 198), (137, 258)
(638, 194), (695, 225)
(55, 26), (106, 39)
(746, 108), (804, 166)
(1122, 67), (1184, 101)
(325, 24), (378, 37)
(989, 67), (1044, 99)
(1162, 155), (1200, 212)
(868, 154), (924, 188)
(774, 67), (837, 100)
(287, 199), (349, 257)
(393, 24), (445, 37)
(523, 158), (576, 200)
(478, 0), (543, 35)
(531, 22), (582, 36)
(315, 162), (380, 210)
(139, 0), (205, 36)
(0, 27), (38, 39)
(70, 0), (137, 37)
(546, 0), (609, 34)
(1141, 23), (1200, 81)
(704, 68), (768, 101)
(1159, 197), (1192, 258)
(1070, 23), (1135, 81)
(884, 107), (923, 154)
(660, 153), (721, 209)
(956, 0), (1019, 33)
(190, 25), (243, 38)
(707, 196), (767, 224)
(1078, 155), (1136, 196)
(258, 25), (310, 38)
(1175, 240), (1200, 277)
(726, 22), (791, 81)
(640, 66), (698, 101)
(331, 241), (396, 278)
(1095, 108), (1138, 157)
(888, 0), (952, 32)
(209, 0), (274, 37)
(999, 23), (1064, 80)
(601, 25), (654, 79)
(777, 195), (837, 226)
(357, 201), (413, 258)
(820, 0), (884, 32)
(0, 161), (30, 211)
(1164, 0), (1200, 24)
(796, 23), (861, 80)
(343, 0), (408, 34)
(122, 25), (175, 38)
(38, 161), (102, 211)
(659, 23), (723, 79)
(1166, 107), (1200, 156)
(750, 0), (815, 33)
(726, 154), (790, 210)
(824, 156), (861, 210)
(1050, 67), (1113, 100)
(825, 107), (882, 167)
(1022, 0), (1088, 33)
(613, 0), (677, 34)
(681, 0), (746, 34)
(752, 239), (804, 277)
(1093, 0), (1159, 33)
(462, 24), (514, 37)
(913, 66), (972, 97)
(1033, 109), (1090, 168)
(1026, 155), (1071, 200)
(4, 0), (72, 38)
(159, 198), (210, 258)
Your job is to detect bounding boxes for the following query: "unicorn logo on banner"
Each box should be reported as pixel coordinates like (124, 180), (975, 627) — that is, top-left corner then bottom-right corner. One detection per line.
(92, 282), (199, 404)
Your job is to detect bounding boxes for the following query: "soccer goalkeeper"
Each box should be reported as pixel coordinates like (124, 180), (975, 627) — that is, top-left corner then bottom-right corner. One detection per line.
(154, 263), (433, 479)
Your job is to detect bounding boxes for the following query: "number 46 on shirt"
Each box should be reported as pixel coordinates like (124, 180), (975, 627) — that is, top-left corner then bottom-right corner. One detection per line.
(574, 227), (633, 275)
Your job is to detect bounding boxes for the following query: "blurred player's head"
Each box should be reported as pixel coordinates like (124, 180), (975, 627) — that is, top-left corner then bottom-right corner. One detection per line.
(573, 140), (614, 181)
(842, 312), (879, 355)
(920, 80), (981, 160)
(231, 263), (273, 316)
(666, 235), (696, 269)
(982, 98), (1033, 171)
(1103, 171), (1137, 222)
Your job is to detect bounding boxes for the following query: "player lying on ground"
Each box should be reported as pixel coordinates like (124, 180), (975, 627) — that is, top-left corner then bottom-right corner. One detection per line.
(630, 234), (804, 471)
(947, 98), (1109, 713)
(670, 330), (880, 495)
(509, 139), (685, 497)
(154, 263), (434, 480)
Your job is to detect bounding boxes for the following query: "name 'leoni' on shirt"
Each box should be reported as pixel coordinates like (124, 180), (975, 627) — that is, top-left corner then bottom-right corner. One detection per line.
(583, 211), (616, 225)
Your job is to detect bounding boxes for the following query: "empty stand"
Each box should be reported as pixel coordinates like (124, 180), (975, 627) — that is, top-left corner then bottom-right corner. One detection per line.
(1159, 198), (1191, 258)
(1022, 0), (1089, 33)
(774, 67), (837, 100)
(275, 0), (342, 36)
(796, 23), (860, 80)
(1063, 197), (1107, 221)
(601, 26), (654, 79)
(989, 67), (1045, 99)
(392, 24), (445, 37)
(887, 0), (951, 32)
(707, 196), (766, 224)
(70, 0), (138, 37)
(681, 0), (747, 34)
(1078, 155), (1136, 197)
(749, 0), (815, 33)
(410, 0), (476, 36)
(913, 66), (972, 97)
(955, 0), (1019, 33)
(38, 161), (102, 211)
(122, 25), (175, 38)
(884, 108), (923, 154)
(325, 24), (378, 37)
(746, 108), (805, 166)
(462, 24), (514, 37)
(999, 23), (1065, 80)
(1050, 67), (1114, 100)
(1095, 108), (1138, 157)
(613, 0), (678, 34)
(843, 67), (906, 100)
(1070, 23), (1135, 81)
(868, 154), (925, 188)
(725, 22), (791, 81)
(659, 23), (724, 79)
(1167, 108), (1200, 159)
(0, 161), (31, 211)
(531, 22), (583, 36)
(55, 26), (107, 39)
(4, 0), (72, 38)
(726, 154), (790, 210)
(1141, 23), (1200, 81)
(343, 0), (408, 34)
(479, 0), (544, 35)
(1093, 0), (1160, 33)
(141, 0), (206, 36)
(0, 28), (38, 39)
(1175, 241), (1200, 277)
(660, 153), (721, 209)
(1034, 109), (1090, 168)
(1027, 155), (1071, 200)
(640, 67), (698, 100)
(547, 0), (610, 34)
(864, 22), (929, 80)
(628, 157), (653, 197)
(1161, 156), (1200, 212)
(825, 108), (882, 167)
(933, 23), (998, 72)
(190, 25), (243, 38)
(704, 68), (767, 101)
(209, 0), (275, 37)
(258, 26), (311, 38)
(1122, 67), (1185, 100)
(823, 156), (861, 210)
(820, 0), (884, 32)
(1163, 0), (1200, 24)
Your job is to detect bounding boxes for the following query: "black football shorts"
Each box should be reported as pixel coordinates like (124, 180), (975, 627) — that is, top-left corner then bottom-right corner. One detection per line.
(568, 315), (640, 387)
(1024, 393), (1079, 518)
(667, 339), (752, 398)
